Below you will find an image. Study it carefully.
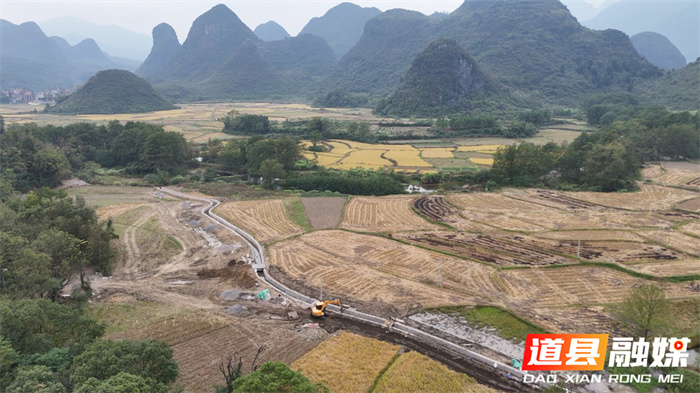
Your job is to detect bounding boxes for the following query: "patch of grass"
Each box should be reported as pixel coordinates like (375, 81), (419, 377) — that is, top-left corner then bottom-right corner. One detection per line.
(88, 301), (164, 335)
(432, 305), (547, 343)
(141, 215), (183, 253)
(190, 182), (287, 200)
(283, 197), (313, 231)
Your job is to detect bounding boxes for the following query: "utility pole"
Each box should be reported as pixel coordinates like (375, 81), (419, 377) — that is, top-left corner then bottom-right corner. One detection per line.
(320, 278), (323, 300)
(577, 236), (581, 258)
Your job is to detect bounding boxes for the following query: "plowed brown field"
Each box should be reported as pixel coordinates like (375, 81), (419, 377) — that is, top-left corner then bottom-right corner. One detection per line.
(301, 196), (346, 229)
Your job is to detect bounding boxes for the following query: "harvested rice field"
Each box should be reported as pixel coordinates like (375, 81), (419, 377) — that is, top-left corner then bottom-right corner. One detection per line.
(267, 230), (491, 310)
(341, 195), (439, 232)
(498, 266), (694, 307)
(216, 199), (303, 243)
(560, 184), (698, 211)
(622, 260), (700, 277)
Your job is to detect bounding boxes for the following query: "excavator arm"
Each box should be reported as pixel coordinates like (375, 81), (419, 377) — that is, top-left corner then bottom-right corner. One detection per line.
(311, 299), (341, 318)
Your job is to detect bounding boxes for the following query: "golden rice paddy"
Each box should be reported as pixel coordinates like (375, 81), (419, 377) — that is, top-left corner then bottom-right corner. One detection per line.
(307, 139), (494, 171)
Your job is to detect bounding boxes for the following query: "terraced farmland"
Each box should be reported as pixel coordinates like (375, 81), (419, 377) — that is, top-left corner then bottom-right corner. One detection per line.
(267, 230), (489, 310)
(498, 266), (693, 307)
(560, 184), (698, 211)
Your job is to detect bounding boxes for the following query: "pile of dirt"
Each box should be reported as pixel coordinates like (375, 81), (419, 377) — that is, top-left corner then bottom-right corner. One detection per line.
(295, 325), (330, 342)
(197, 266), (257, 288)
(226, 304), (248, 315)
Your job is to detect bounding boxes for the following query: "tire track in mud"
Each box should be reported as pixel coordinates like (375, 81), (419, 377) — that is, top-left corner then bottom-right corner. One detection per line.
(121, 210), (156, 274)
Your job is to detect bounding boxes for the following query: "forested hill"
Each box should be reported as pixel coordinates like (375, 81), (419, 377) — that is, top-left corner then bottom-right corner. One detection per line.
(324, 0), (662, 106)
(378, 38), (504, 117)
(49, 69), (176, 114)
(635, 59), (700, 111)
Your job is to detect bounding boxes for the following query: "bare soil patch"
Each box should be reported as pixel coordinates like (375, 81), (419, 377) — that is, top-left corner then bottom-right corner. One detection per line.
(301, 196), (346, 229)
(677, 197), (700, 212)
(102, 296), (325, 393)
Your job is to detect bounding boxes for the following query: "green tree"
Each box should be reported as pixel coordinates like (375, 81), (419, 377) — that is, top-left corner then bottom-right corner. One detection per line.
(6, 365), (66, 393)
(308, 130), (322, 149)
(139, 131), (188, 175)
(0, 299), (104, 355)
(580, 141), (638, 191)
(0, 336), (19, 389)
(259, 159), (285, 189)
(74, 372), (168, 393)
(233, 362), (329, 393)
(31, 230), (86, 300)
(70, 339), (178, 388)
(615, 284), (670, 339)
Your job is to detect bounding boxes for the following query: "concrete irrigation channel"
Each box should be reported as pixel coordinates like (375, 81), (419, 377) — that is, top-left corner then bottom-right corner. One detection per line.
(159, 187), (543, 392)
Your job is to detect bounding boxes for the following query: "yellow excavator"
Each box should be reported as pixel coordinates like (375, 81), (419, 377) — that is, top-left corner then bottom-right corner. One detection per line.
(311, 299), (341, 318)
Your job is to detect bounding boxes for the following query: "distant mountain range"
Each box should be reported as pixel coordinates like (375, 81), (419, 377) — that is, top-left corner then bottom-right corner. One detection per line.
(146, 4), (335, 101)
(136, 23), (181, 79)
(0, 19), (138, 90)
(581, 0), (698, 64)
(324, 0), (662, 107)
(39, 16), (152, 61)
(4, 0), (698, 115)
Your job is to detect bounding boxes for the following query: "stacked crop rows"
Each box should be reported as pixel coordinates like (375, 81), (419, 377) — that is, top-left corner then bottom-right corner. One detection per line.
(216, 199), (303, 243)
(341, 196), (439, 232)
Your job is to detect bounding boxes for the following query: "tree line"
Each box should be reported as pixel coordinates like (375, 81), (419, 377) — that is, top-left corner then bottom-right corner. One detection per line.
(0, 121), (190, 192)
(0, 181), (180, 392)
(488, 100), (698, 191)
(221, 109), (552, 145)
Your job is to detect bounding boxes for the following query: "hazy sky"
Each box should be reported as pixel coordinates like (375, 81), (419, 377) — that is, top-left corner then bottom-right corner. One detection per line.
(1, 0), (611, 40)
